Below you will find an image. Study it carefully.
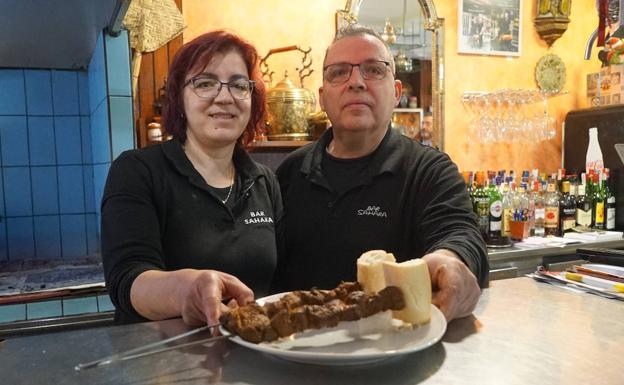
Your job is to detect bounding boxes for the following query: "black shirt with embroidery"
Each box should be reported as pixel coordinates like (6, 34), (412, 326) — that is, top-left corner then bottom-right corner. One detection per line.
(101, 139), (283, 324)
(273, 127), (488, 292)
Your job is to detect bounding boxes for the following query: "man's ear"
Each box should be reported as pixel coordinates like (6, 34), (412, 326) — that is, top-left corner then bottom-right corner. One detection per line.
(394, 80), (402, 107)
(319, 86), (325, 111)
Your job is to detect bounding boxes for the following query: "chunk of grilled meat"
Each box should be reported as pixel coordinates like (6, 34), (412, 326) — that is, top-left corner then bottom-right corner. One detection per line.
(220, 282), (405, 343)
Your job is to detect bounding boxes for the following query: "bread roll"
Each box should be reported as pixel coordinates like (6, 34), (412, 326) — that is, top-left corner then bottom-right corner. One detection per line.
(356, 250), (396, 293)
(382, 259), (431, 325)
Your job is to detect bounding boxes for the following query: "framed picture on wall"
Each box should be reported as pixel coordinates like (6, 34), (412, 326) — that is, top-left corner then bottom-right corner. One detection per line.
(457, 0), (522, 56)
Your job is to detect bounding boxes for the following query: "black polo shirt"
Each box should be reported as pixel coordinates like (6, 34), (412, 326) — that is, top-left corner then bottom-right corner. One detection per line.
(272, 127), (488, 292)
(102, 139), (282, 323)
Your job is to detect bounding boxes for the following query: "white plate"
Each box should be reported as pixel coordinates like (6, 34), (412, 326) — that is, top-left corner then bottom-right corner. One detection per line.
(220, 292), (447, 366)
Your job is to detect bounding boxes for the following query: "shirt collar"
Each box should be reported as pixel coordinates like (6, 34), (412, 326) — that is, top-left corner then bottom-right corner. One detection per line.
(301, 126), (404, 179)
(162, 139), (264, 185)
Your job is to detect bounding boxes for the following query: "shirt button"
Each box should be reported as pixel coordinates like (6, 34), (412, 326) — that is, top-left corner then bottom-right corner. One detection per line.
(327, 201), (334, 208)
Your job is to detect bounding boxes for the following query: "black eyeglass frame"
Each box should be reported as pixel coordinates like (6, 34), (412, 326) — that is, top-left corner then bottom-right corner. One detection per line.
(183, 76), (256, 100)
(322, 60), (393, 84)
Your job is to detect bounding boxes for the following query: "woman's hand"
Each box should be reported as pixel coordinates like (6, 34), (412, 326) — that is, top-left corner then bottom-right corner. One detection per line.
(130, 269), (254, 326)
(421, 250), (481, 321)
(180, 270), (254, 326)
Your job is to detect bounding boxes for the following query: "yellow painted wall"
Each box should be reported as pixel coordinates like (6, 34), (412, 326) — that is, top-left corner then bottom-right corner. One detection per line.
(183, 0), (344, 106)
(437, 0), (600, 173)
(183, 0), (601, 174)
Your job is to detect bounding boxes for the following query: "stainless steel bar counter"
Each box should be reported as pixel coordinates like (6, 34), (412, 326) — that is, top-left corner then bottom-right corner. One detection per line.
(487, 239), (624, 279)
(2, 277), (623, 385)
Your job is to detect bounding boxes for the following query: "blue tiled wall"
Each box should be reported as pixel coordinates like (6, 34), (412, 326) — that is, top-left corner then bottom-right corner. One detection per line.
(0, 29), (134, 261)
(0, 295), (115, 322)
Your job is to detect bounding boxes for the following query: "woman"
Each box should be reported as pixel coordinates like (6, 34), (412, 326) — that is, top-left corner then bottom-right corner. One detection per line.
(102, 31), (281, 327)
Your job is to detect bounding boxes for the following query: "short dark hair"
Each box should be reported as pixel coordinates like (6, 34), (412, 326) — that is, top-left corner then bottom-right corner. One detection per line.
(323, 24), (395, 74)
(162, 30), (266, 146)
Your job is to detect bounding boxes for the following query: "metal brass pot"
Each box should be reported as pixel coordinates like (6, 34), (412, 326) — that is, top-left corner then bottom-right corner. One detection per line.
(260, 45), (317, 141)
(266, 72), (315, 141)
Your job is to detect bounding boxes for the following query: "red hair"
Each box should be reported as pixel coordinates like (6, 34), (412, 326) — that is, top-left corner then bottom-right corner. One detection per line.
(162, 30), (266, 146)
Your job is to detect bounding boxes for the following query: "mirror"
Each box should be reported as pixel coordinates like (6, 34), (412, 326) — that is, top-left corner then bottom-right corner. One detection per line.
(337, 0), (444, 150)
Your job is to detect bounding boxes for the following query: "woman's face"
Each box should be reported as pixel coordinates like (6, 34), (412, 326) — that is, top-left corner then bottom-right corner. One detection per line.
(182, 51), (252, 148)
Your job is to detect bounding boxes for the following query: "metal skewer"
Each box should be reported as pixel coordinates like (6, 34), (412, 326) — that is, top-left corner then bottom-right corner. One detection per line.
(75, 323), (225, 371)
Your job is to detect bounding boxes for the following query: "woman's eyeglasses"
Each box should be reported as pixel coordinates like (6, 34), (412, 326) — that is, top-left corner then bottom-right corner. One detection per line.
(323, 60), (391, 85)
(185, 76), (255, 100)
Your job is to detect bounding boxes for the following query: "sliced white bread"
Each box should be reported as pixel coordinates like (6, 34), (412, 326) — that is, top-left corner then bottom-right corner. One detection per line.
(356, 250), (396, 293)
(382, 259), (432, 325)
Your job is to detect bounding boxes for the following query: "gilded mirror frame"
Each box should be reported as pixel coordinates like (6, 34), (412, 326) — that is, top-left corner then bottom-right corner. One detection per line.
(336, 0), (445, 150)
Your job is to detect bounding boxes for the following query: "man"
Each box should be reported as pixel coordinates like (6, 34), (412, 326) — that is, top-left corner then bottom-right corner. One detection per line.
(273, 26), (488, 321)
(420, 111), (433, 147)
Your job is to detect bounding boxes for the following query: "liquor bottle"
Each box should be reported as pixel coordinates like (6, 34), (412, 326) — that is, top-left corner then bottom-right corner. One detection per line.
(502, 181), (514, 238)
(488, 177), (503, 240)
(533, 181), (545, 237)
(576, 182), (593, 228)
(559, 181), (576, 235)
(604, 169), (616, 230)
(513, 183), (529, 219)
(473, 171), (489, 239)
(557, 168), (566, 192)
(592, 173), (605, 229)
(544, 181), (560, 236)
(586, 170), (596, 226)
(527, 180), (536, 235)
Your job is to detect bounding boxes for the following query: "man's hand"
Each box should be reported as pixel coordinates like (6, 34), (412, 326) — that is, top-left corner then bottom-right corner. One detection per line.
(422, 249), (481, 321)
(180, 270), (254, 326)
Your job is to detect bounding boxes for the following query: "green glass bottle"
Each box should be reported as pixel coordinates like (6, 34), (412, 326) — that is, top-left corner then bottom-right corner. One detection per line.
(592, 173), (605, 229)
(488, 177), (503, 240)
(604, 169), (616, 230)
(473, 171), (489, 239)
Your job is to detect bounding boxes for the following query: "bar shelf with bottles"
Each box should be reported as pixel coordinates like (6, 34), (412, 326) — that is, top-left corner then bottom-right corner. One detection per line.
(463, 167), (617, 247)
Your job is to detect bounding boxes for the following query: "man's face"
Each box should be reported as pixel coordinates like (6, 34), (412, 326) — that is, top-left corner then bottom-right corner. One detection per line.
(319, 35), (401, 135)
(422, 116), (433, 133)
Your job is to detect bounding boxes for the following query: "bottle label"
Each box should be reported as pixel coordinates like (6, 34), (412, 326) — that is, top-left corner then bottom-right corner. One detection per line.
(545, 207), (559, 228)
(534, 208), (545, 219)
(502, 208), (512, 236)
(490, 201), (502, 217)
(490, 220), (501, 231)
(576, 209), (592, 227)
(562, 219), (576, 232)
(607, 208), (616, 229)
(595, 202), (605, 224)
(563, 208), (576, 216)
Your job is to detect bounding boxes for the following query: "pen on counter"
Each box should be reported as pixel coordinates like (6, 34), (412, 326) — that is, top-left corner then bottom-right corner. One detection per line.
(565, 272), (624, 293)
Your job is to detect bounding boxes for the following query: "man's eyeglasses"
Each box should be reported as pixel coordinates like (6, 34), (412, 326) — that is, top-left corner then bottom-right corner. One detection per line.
(185, 76), (255, 100)
(323, 60), (391, 85)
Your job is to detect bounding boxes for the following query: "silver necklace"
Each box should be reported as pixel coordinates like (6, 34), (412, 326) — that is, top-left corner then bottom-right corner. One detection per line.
(221, 168), (235, 204)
